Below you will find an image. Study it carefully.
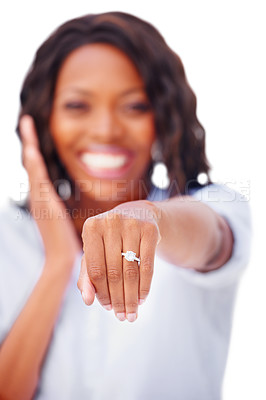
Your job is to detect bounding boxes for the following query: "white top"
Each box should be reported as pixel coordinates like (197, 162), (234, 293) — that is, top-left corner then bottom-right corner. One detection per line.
(0, 184), (251, 400)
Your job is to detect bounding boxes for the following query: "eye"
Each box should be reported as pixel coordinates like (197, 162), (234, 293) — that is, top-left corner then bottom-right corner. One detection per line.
(123, 102), (151, 114)
(64, 101), (90, 111)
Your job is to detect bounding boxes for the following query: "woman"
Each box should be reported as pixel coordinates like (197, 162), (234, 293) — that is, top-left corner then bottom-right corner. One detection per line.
(0, 12), (251, 400)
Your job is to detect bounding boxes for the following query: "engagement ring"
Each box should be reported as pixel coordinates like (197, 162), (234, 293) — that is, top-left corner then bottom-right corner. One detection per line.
(121, 251), (140, 266)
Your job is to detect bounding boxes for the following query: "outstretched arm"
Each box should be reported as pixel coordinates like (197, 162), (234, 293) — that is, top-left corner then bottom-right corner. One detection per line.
(79, 194), (233, 322)
(152, 195), (234, 272)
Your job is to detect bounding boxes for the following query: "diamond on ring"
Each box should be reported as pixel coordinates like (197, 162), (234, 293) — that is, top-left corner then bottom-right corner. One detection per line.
(124, 251), (136, 261)
(121, 251), (140, 266)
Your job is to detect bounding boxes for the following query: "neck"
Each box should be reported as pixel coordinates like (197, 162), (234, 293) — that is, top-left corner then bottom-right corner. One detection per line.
(66, 177), (152, 237)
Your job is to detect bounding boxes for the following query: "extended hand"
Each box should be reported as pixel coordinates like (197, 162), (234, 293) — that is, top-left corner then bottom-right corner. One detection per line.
(78, 201), (161, 322)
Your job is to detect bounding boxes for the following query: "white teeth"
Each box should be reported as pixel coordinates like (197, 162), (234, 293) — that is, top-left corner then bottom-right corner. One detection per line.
(81, 153), (128, 169)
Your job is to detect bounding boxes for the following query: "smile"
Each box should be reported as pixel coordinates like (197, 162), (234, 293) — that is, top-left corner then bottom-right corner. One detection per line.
(81, 153), (128, 169)
(79, 147), (136, 178)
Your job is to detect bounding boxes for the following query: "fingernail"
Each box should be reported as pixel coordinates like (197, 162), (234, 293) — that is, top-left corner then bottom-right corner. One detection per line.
(127, 313), (137, 323)
(103, 304), (112, 311)
(81, 291), (88, 305)
(116, 312), (126, 321)
(139, 298), (145, 305)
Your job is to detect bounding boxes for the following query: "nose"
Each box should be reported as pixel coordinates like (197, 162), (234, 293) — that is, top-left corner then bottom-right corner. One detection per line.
(89, 107), (122, 142)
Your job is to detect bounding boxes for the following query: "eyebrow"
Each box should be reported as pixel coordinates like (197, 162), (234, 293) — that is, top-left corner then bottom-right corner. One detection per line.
(120, 87), (146, 97)
(55, 86), (146, 98)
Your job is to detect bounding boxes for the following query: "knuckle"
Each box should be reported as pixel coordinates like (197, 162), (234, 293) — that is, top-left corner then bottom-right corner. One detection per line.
(143, 221), (158, 237)
(105, 211), (121, 227)
(140, 254), (154, 267)
(121, 217), (140, 232)
(22, 151), (33, 172)
(112, 302), (125, 310)
(125, 218), (140, 228)
(89, 266), (105, 282)
(82, 218), (98, 239)
(107, 267), (122, 283)
(21, 151), (26, 168)
(96, 295), (110, 305)
(124, 266), (138, 281)
(140, 288), (150, 297)
(141, 262), (154, 275)
(126, 302), (139, 309)
(104, 217), (115, 230)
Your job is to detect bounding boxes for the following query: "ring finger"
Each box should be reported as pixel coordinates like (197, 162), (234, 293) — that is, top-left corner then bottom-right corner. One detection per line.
(122, 233), (140, 322)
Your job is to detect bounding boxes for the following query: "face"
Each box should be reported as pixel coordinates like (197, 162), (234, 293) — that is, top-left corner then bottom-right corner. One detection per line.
(50, 43), (155, 205)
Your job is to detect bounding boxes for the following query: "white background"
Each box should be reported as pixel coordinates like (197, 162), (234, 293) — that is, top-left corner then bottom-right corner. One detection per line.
(0, 1), (265, 398)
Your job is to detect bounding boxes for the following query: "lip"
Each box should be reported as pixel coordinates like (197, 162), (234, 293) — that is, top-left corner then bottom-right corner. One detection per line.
(82, 144), (135, 156)
(77, 145), (136, 179)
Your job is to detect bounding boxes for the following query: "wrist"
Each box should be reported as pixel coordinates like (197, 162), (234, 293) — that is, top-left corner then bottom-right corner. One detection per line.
(44, 255), (77, 276)
(150, 197), (168, 229)
(143, 200), (165, 245)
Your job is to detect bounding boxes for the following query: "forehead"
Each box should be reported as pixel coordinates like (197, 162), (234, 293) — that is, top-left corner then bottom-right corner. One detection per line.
(55, 43), (144, 91)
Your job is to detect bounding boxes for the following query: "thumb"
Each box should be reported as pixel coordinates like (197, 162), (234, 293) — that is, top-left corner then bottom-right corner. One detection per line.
(77, 255), (96, 306)
(20, 115), (50, 182)
(20, 115), (59, 208)
(19, 115), (39, 148)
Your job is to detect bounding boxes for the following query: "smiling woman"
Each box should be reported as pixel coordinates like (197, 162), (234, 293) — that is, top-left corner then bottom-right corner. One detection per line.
(0, 11), (251, 400)
(49, 43), (155, 223)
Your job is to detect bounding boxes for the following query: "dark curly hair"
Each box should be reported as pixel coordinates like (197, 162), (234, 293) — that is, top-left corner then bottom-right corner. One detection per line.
(17, 11), (211, 198)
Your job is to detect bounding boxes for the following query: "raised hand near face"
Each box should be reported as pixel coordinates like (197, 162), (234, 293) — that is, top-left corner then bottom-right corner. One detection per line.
(19, 115), (94, 302)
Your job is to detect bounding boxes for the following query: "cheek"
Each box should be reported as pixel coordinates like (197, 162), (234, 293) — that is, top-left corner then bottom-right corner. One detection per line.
(132, 116), (155, 149)
(49, 113), (78, 153)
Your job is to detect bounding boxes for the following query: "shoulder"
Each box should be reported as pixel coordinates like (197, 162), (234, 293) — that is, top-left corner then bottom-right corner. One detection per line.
(0, 200), (30, 229)
(188, 183), (251, 233)
(0, 200), (40, 245)
(188, 182), (247, 201)
(0, 200), (44, 269)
